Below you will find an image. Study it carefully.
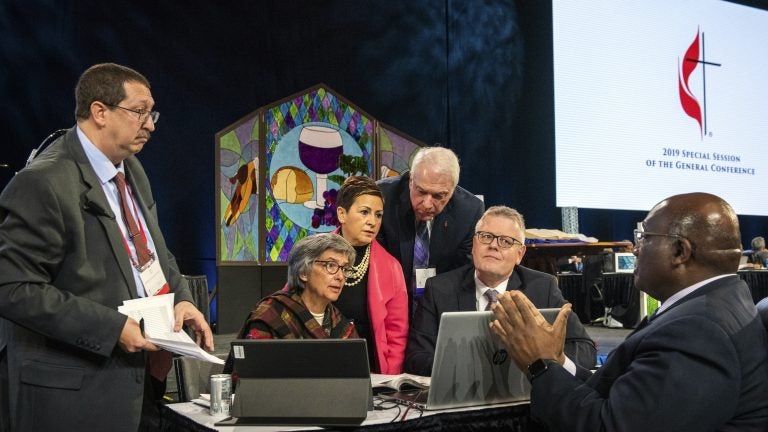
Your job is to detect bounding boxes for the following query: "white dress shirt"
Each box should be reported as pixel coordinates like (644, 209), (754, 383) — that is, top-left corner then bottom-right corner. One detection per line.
(474, 271), (577, 375)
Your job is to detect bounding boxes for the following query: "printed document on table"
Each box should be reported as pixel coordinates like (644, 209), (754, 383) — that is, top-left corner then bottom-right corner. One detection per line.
(118, 293), (223, 364)
(370, 373), (431, 391)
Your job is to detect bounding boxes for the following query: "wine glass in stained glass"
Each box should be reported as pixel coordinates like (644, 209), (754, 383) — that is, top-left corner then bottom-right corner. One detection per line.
(298, 125), (343, 209)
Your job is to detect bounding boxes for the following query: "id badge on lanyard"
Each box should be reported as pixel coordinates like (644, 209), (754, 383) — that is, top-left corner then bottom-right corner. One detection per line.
(118, 184), (170, 297)
(414, 268), (436, 289)
(414, 267), (436, 298)
(139, 258), (170, 296)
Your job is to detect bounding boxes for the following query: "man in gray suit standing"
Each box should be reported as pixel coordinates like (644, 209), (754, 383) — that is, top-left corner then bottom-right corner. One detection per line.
(492, 192), (768, 431)
(0, 63), (213, 431)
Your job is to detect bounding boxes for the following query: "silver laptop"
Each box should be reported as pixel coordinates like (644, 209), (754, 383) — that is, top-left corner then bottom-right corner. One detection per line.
(394, 309), (559, 410)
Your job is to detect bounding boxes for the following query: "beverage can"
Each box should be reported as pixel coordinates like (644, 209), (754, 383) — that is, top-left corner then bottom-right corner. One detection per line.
(209, 373), (232, 416)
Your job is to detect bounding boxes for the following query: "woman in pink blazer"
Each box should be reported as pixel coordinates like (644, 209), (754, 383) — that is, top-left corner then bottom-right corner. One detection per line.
(334, 176), (409, 374)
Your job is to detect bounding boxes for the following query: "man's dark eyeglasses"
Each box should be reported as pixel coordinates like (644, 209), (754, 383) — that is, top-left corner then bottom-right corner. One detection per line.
(633, 229), (688, 247)
(475, 231), (523, 249)
(104, 103), (160, 124)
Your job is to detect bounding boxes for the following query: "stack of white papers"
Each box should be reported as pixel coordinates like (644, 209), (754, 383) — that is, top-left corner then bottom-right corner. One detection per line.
(118, 294), (223, 364)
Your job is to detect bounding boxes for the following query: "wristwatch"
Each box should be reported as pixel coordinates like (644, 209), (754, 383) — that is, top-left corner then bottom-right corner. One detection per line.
(527, 359), (558, 382)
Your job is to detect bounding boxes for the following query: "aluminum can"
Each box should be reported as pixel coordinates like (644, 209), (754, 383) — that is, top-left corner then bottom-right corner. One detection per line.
(209, 373), (232, 416)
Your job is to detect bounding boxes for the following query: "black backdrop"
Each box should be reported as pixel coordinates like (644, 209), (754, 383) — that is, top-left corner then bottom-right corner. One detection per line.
(2, 0), (766, 295)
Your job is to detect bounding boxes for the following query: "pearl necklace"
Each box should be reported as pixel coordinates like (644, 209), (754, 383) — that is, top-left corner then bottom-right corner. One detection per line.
(344, 244), (371, 286)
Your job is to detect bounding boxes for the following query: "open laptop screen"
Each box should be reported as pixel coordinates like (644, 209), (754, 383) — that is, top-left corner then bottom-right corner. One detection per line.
(223, 339), (371, 426)
(231, 338), (370, 379)
(614, 252), (637, 273)
(425, 309), (559, 410)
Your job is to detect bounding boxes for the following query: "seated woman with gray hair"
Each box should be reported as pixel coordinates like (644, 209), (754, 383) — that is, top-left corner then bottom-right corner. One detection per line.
(236, 233), (359, 339)
(224, 234), (360, 374)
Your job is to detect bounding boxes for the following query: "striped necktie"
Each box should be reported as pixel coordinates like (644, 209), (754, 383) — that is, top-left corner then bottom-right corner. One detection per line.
(414, 221), (430, 269)
(113, 172), (152, 268)
(484, 289), (498, 311)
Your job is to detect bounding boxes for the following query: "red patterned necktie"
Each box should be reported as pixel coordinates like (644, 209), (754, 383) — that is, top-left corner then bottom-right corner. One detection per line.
(113, 172), (152, 268)
(113, 172), (172, 382)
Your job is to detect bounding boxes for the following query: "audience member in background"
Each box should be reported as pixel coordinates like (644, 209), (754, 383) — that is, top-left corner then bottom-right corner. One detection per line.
(404, 206), (596, 376)
(750, 236), (768, 268)
(491, 192), (768, 431)
(556, 255), (583, 273)
(618, 240), (634, 253)
(333, 176), (408, 374)
(0, 63), (212, 432)
(377, 146), (484, 318)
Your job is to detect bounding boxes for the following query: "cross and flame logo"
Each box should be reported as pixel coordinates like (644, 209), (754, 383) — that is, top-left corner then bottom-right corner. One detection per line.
(678, 28), (721, 140)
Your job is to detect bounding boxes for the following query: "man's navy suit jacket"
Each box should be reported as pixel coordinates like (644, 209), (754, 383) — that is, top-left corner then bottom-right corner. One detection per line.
(377, 172), (483, 312)
(530, 275), (768, 431)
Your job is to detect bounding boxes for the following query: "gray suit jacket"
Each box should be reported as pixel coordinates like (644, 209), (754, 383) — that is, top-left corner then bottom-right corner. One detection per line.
(404, 263), (597, 376)
(377, 172), (484, 312)
(531, 275), (768, 431)
(0, 128), (193, 431)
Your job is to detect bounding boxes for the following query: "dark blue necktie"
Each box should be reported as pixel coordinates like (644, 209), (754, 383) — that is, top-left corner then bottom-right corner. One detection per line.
(414, 221), (430, 269)
(412, 221), (430, 304)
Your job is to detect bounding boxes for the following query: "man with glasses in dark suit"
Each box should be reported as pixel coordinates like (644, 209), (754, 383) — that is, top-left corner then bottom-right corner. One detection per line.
(404, 205), (596, 376)
(492, 192), (768, 431)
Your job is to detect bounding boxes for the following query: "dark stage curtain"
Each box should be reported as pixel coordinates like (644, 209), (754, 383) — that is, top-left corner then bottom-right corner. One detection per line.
(2, 0), (765, 285)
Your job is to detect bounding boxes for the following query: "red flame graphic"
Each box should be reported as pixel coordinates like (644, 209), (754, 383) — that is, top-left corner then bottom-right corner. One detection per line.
(679, 30), (703, 138)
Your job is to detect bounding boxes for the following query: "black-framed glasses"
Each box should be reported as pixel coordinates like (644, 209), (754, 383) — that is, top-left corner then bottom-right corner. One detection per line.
(104, 103), (160, 125)
(313, 260), (355, 278)
(633, 229), (688, 247)
(475, 231), (523, 249)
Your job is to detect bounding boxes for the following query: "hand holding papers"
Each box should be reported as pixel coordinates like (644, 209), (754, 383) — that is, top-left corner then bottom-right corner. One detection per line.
(118, 294), (223, 364)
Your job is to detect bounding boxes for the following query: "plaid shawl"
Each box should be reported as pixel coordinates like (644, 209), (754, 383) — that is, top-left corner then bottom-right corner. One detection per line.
(223, 290), (359, 376)
(242, 290), (358, 340)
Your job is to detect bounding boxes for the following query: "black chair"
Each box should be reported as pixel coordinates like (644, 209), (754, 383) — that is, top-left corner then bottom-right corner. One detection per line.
(173, 357), (226, 402)
(169, 275), (220, 402)
(756, 297), (768, 329)
(182, 275), (211, 325)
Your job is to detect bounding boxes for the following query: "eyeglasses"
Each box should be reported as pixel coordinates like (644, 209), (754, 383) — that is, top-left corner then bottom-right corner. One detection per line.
(633, 229), (688, 247)
(104, 103), (160, 125)
(475, 231), (523, 249)
(313, 260), (355, 278)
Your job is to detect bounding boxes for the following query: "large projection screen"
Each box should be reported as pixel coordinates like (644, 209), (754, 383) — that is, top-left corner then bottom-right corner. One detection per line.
(553, 0), (768, 215)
